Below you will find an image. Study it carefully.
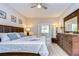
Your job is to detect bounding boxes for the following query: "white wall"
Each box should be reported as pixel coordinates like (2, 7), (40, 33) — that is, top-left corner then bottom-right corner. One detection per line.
(21, 4), (79, 38)
(0, 3), (26, 28)
(25, 17), (60, 38)
(0, 3), (61, 39)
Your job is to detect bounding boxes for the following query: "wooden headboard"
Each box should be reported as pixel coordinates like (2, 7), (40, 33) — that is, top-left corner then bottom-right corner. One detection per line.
(0, 25), (24, 33)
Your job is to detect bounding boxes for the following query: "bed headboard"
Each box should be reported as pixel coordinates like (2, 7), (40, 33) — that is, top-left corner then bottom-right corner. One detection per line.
(0, 25), (24, 33)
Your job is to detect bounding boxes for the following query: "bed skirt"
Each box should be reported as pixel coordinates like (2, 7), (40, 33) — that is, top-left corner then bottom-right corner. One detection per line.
(0, 52), (40, 56)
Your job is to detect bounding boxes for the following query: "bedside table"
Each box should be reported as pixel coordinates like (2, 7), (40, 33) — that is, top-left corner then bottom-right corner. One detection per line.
(51, 38), (57, 43)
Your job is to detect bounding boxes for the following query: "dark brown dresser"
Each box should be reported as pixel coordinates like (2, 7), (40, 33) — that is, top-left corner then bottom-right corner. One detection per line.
(57, 33), (79, 56)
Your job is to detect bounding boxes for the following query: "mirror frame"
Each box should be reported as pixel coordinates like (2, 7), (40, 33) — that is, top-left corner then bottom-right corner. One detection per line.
(64, 9), (79, 33)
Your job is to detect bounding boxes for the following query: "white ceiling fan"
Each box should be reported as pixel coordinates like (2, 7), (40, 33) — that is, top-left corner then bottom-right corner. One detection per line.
(30, 3), (47, 10)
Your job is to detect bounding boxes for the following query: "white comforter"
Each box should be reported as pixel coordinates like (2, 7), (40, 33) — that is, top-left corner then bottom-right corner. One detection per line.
(0, 37), (49, 56)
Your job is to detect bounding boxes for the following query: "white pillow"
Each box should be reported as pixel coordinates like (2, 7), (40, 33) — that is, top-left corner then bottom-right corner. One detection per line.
(0, 33), (10, 42)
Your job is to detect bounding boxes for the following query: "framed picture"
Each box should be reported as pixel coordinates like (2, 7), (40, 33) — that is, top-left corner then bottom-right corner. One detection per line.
(11, 15), (16, 23)
(0, 10), (6, 19)
(19, 19), (22, 24)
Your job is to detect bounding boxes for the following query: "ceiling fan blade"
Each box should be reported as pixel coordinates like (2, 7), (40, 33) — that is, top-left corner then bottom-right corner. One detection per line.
(31, 3), (38, 8)
(41, 4), (47, 9)
(42, 5), (47, 9)
(31, 5), (36, 8)
(31, 3), (47, 10)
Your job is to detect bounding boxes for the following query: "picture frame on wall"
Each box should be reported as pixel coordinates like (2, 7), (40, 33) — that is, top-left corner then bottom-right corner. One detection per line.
(11, 15), (16, 23)
(0, 10), (6, 19)
(19, 19), (22, 24)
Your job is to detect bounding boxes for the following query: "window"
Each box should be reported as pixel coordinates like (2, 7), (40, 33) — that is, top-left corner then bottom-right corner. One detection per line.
(41, 25), (49, 33)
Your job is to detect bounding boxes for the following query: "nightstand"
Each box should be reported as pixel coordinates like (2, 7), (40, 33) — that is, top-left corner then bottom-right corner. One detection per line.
(51, 38), (57, 43)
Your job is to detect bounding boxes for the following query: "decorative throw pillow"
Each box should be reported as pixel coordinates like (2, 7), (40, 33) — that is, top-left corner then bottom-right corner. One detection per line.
(14, 32), (21, 38)
(7, 34), (19, 40)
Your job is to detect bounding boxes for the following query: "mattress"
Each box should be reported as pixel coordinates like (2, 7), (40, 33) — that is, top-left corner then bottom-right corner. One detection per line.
(0, 37), (49, 56)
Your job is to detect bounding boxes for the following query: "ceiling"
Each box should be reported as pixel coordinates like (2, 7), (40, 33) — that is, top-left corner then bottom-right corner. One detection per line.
(8, 3), (72, 18)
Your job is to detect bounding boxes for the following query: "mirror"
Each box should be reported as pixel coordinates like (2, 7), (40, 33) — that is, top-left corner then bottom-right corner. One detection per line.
(65, 17), (77, 32)
(64, 9), (79, 33)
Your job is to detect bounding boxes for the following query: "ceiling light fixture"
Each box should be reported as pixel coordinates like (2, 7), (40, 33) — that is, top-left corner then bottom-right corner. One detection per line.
(37, 4), (41, 8)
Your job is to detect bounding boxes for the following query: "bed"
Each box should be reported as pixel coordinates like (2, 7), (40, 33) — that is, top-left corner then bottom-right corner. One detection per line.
(0, 25), (49, 56)
(0, 36), (49, 56)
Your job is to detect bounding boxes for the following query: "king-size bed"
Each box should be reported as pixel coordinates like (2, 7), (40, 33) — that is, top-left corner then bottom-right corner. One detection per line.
(0, 25), (49, 56)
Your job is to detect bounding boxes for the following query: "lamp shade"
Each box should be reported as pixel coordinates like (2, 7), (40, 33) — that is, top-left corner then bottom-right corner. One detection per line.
(26, 27), (30, 32)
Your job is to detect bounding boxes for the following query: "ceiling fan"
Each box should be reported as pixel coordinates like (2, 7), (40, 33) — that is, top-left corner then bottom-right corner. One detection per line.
(30, 3), (47, 10)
